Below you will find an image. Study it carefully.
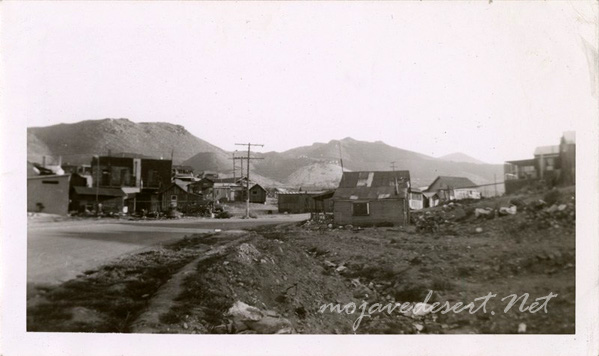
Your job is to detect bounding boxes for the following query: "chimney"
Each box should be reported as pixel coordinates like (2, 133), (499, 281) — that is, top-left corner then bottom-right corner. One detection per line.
(58, 156), (62, 166)
(42, 156), (46, 167)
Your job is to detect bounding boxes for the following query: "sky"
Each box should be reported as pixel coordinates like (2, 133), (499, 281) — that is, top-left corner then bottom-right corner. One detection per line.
(3, 1), (597, 163)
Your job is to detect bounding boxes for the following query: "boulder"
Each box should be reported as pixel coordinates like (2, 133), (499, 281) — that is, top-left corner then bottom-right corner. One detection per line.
(226, 301), (294, 334)
(475, 208), (493, 218)
(498, 206), (517, 215)
(227, 301), (263, 321)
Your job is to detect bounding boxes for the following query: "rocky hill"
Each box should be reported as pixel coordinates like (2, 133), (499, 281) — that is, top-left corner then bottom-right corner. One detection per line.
(27, 118), (225, 165)
(254, 138), (503, 189)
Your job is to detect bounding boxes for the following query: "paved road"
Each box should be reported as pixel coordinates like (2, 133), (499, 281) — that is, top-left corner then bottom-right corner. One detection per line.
(27, 214), (308, 286)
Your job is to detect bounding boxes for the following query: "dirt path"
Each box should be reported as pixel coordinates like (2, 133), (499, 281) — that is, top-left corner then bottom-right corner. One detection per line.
(130, 232), (250, 334)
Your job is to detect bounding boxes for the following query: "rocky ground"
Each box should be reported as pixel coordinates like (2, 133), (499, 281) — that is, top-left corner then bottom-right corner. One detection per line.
(27, 187), (575, 334)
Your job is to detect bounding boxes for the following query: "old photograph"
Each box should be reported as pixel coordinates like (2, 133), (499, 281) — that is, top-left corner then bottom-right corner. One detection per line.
(1, 1), (598, 355)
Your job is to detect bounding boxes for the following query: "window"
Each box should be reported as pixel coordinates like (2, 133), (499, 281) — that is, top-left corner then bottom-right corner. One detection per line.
(352, 202), (369, 216)
(171, 195), (177, 202)
(42, 180), (59, 184)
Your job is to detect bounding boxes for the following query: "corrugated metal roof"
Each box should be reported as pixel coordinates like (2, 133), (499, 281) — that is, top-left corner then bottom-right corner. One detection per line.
(534, 145), (559, 156)
(73, 186), (126, 197)
(428, 176), (477, 190)
(333, 171), (410, 200)
(174, 180), (191, 192)
(338, 171), (410, 188)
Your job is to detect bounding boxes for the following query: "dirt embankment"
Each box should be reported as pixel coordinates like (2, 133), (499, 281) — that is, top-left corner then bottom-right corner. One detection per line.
(27, 189), (575, 334)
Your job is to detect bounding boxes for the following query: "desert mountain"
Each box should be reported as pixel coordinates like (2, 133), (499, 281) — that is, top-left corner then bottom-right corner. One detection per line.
(27, 118), (225, 166)
(438, 152), (486, 165)
(28, 120), (504, 190)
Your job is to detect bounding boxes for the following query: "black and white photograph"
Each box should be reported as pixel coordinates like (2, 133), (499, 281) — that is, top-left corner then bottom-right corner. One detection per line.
(1, 1), (598, 355)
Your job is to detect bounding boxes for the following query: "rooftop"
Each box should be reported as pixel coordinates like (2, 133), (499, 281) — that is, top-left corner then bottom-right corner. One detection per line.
(333, 171), (411, 200)
(534, 145), (560, 156)
(428, 176), (477, 190)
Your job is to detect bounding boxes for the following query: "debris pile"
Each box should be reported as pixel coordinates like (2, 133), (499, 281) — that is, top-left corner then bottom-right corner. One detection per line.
(412, 191), (575, 234)
(523, 200), (575, 229)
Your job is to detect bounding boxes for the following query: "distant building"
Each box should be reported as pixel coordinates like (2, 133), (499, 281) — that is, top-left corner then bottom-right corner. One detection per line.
(27, 174), (72, 215)
(504, 131), (575, 194)
(91, 155), (171, 190)
(27, 173), (90, 215)
(422, 192), (440, 208)
(425, 176), (481, 201)
(158, 180), (203, 212)
(249, 184), (267, 204)
(332, 171), (411, 226)
(90, 155), (172, 213)
(198, 171), (219, 180)
(172, 165), (194, 175)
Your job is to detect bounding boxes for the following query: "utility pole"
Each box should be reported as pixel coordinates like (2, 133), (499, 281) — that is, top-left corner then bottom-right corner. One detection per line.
(390, 161), (396, 171)
(232, 151), (237, 182)
(93, 155), (100, 212)
(234, 143), (264, 218)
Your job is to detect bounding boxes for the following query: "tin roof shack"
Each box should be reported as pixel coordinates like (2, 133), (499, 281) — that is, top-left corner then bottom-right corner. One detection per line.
(249, 184), (267, 204)
(278, 191), (325, 214)
(332, 171), (411, 227)
(71, 187), (127, 214)
(159, 180), (204, 213)
(27, 175), (72, 215)
(426, 176), (480, 201)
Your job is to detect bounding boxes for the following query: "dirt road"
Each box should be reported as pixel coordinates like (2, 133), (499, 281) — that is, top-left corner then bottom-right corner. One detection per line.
(27, 214), (308, 286)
